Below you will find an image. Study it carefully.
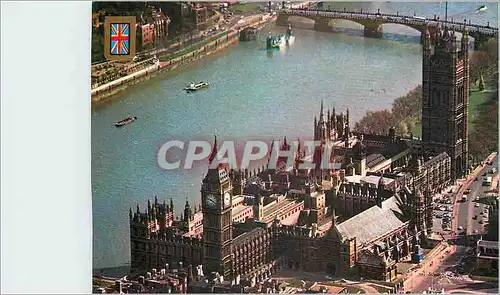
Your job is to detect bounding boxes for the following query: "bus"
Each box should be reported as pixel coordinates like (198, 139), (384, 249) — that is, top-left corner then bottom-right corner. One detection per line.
(483, 176), (492, 186)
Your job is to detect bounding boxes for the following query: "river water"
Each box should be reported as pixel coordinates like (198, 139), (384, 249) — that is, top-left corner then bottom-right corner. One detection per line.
(92, 2), (497, 270)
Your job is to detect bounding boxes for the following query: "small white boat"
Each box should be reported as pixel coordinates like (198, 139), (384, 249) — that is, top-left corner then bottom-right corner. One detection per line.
(285, 24), (295, 45)
(477, 5), (487, 12)
(184, 82), (210, 92)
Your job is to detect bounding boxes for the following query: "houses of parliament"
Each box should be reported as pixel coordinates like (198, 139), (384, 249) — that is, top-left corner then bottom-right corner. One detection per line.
(128, 24), (469, 291)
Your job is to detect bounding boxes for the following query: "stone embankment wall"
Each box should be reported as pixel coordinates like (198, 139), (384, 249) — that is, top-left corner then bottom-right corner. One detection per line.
(91, 15), (275, 105)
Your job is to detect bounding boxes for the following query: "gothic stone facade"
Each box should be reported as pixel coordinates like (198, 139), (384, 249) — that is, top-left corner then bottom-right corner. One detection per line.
(422, 25), (469, 179)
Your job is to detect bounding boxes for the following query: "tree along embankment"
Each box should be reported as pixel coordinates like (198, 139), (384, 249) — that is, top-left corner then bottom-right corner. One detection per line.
(353, 39), (498, 161)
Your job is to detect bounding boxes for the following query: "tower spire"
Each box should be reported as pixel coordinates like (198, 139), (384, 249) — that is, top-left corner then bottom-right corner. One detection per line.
(209, 134), (217, 164)
(320, 99), (325, 121)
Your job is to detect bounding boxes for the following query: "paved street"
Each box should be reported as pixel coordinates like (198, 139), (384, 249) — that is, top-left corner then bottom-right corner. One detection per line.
(450, 154), (498, 240)
(405, 245), (498, 293)
(457, 155), (498, 236)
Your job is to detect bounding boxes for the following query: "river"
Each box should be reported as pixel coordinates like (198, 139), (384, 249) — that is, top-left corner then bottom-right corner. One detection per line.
(91, 2), (497, 271)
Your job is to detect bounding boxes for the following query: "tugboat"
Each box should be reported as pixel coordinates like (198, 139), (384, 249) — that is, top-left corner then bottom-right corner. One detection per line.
(184, 82), (210, 92)
(266, 33), (286, 50)
(115, 116), (137, 127)
(285, 24), (295, 45)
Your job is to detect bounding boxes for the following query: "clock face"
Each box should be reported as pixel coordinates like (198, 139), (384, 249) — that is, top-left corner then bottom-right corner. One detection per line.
(223, 192), (231, 208)
(205, 194), (216, 209)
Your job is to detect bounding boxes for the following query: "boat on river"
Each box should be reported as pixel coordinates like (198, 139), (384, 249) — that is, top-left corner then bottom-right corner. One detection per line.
(285, 24), (295, 45)
(477, 5), (487, 12)
(266, 33), (286, 50)
(185, 82), (210, 92)
(115, 116), (137, 127)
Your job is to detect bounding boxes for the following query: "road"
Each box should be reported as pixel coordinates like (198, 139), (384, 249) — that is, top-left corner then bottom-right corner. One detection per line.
(406, 245), (498, 293)
(450, 153), (498, 240)
(456, 154), (498, 237)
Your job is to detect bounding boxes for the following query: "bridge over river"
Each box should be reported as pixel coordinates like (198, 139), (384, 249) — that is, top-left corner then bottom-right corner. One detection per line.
(277, 8), (498, 49)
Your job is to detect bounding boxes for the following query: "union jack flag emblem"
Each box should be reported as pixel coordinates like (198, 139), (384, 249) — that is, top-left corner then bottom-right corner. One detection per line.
(110, 23), (130, 55)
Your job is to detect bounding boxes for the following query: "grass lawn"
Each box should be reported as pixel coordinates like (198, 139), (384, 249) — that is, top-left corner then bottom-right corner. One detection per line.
(411, 84), (494, 137)
(468, 86), (492, 133)
(230, 2), (265, 13)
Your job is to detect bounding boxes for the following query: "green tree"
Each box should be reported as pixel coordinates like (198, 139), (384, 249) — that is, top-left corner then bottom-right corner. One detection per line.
(354, 109), (394, 135)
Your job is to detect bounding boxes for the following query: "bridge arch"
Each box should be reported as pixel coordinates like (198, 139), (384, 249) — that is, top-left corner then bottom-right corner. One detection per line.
(286, 16), (316, 29)
(379, 23), (422, 36)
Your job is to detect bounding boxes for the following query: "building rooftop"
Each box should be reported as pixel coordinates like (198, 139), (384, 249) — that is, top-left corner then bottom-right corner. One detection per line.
(361, 175), (395, 187)
(232, 204), (251, 217)
(308, 282), (346, 294)
(335, 203), (404, 246)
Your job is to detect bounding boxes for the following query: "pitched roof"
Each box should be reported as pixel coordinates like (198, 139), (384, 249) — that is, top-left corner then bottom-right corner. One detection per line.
(381, 196), (403, 216)
(335, 204), (404, 246)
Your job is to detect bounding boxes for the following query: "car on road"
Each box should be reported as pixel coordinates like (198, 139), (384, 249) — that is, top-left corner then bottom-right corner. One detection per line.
(458, 226), (464, 230)
(475, 203), (480, 207)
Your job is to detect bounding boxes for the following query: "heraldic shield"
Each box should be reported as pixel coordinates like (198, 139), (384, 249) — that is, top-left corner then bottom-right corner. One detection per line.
(104, 16), (136, 61)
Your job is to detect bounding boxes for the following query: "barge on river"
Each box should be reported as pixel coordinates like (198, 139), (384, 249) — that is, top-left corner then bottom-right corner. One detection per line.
(115, 117), (137, 127)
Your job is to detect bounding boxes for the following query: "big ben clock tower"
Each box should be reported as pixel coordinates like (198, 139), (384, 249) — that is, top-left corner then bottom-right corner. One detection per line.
(201, 136), (234, 280)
